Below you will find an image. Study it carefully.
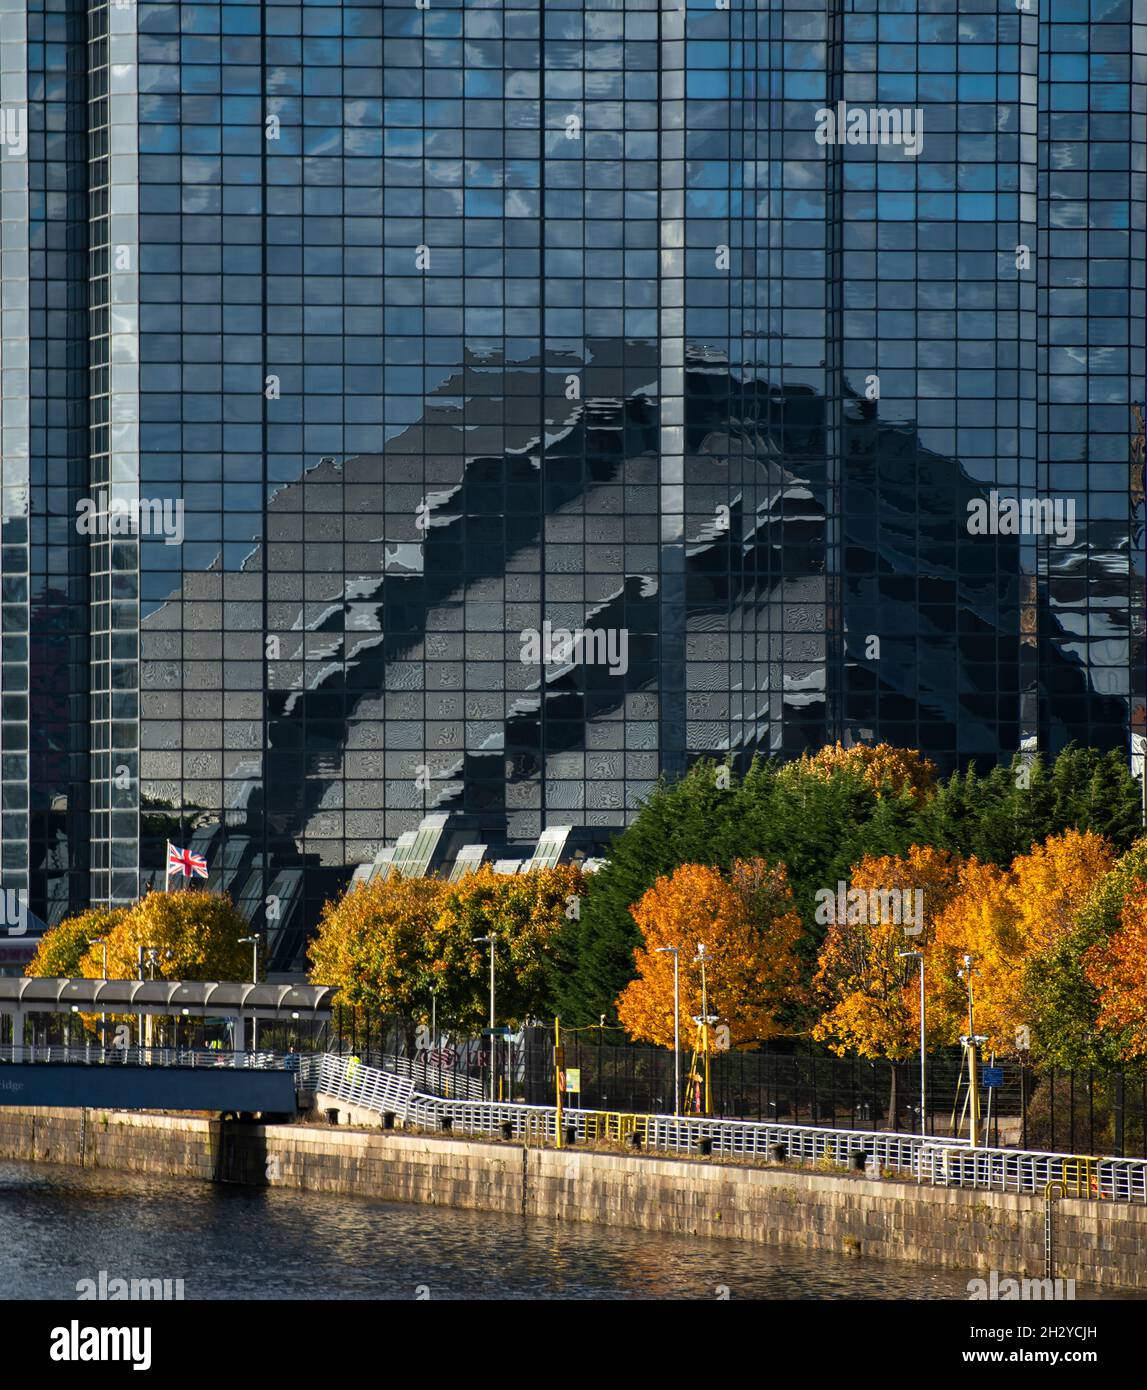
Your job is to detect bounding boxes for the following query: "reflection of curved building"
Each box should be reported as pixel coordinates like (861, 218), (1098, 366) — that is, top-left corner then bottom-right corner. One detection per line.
(130, 350), (1139, 971)
(0, 2), (1140, 971)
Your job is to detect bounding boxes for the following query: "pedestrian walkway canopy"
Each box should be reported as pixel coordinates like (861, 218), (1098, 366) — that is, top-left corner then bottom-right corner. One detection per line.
(0, 978), (336, 1021)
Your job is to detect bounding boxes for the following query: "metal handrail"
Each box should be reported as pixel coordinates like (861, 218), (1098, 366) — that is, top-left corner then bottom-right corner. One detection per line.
(310, 1052), (416, 1120)
(310, 1053), (1147, 1202)
(0, 1044), (299, 1072)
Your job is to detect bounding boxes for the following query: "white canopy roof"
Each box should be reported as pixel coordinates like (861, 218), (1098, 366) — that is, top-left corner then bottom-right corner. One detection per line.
(0, 978), (337, 1018)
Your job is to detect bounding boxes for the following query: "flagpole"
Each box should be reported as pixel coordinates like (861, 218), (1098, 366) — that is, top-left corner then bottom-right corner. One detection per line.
(164, 842), (171, 895)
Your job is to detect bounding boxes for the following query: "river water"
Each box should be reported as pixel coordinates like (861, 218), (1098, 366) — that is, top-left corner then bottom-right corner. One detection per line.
(0, 1160), (1126, 1301)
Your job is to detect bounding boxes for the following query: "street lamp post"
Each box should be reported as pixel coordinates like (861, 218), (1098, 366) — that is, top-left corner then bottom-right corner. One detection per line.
(239, 936), (259, 1054)
(898, 948), (926, 1135)
(137, 945), (168, 1050)
(655, 945), (681, 1115)
(473, 934), (497, 1101)
(692, 942), (717, 1117)
(430, 985), (440, 1095)
(958, 953), (986, 1146)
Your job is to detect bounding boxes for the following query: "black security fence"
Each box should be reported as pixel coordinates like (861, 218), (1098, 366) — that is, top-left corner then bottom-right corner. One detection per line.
(524, 1030), (979, 1138)
(326, 1008), (1147, 1158)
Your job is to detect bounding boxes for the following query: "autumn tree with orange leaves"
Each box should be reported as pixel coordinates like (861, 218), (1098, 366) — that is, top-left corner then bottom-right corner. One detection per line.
(812, 846), (961, 1065)
(616, 859), (804, 1050)
(927, 829), (1114, 1055)
(1084, 885), (1147, 1060)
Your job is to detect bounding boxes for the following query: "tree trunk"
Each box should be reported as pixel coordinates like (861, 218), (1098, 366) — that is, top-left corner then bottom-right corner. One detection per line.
(888, 1062), (898, 1131)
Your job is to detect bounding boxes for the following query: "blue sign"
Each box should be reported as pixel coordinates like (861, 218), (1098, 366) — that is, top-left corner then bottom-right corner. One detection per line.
(981, 1067), (1004, 1088)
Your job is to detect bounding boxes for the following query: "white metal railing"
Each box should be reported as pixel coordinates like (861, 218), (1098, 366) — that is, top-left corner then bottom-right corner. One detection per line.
(308, 1053), (1147, 1203)
(921, 1142), (1147, 1203)
(297, 1054), (324, 1089)
(310, 1052), (415, 1120)
(0, 1044), (298, 1072)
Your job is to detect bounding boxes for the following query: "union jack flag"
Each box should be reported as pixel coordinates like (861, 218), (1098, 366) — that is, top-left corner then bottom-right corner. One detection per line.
(167, 842), (208, 880)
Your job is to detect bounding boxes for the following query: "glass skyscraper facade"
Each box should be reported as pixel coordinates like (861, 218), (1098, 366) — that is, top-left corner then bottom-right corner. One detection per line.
(0, 0), (1142, 968)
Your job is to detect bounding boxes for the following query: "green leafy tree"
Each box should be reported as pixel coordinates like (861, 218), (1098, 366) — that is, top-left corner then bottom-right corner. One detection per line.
(918, 747), (1141, 868)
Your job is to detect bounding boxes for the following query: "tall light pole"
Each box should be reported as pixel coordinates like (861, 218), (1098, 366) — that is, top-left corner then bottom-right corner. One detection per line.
(138, 945), (166, 1050)
(898, 948), (926, 1135)
(91, 937), (108, 1051)
(692, 942), (717, 1117)
(958, 953), (986, 1146)
(430, 984), (440, 1095)
(655, 945), (681, 1115)
(473, 934), (497, 1100)
(239, 936), (259, 1053)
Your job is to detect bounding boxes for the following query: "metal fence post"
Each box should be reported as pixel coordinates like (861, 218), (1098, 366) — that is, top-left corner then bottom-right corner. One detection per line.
(1050, 1065), (1056, 1149)
(1021, 1063), (1028, 1150)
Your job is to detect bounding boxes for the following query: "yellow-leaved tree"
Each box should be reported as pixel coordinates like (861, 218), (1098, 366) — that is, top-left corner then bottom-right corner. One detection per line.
(928, 829), (1114, 1054)
(27, 907), (129, 978)
(28, 893), (250, 984)
(27, 890), (257, 1042)
(80, 889), (255, 983)
(925, 857), (1014, 1047)
(616, 858), (804, 1050)
(307, 873), (447, 1020)
(813, 845), (961, 1056)
(426, 863), (585, 1030)
(307, 865), (583, 1032)
(812, 846), (961, 1125)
